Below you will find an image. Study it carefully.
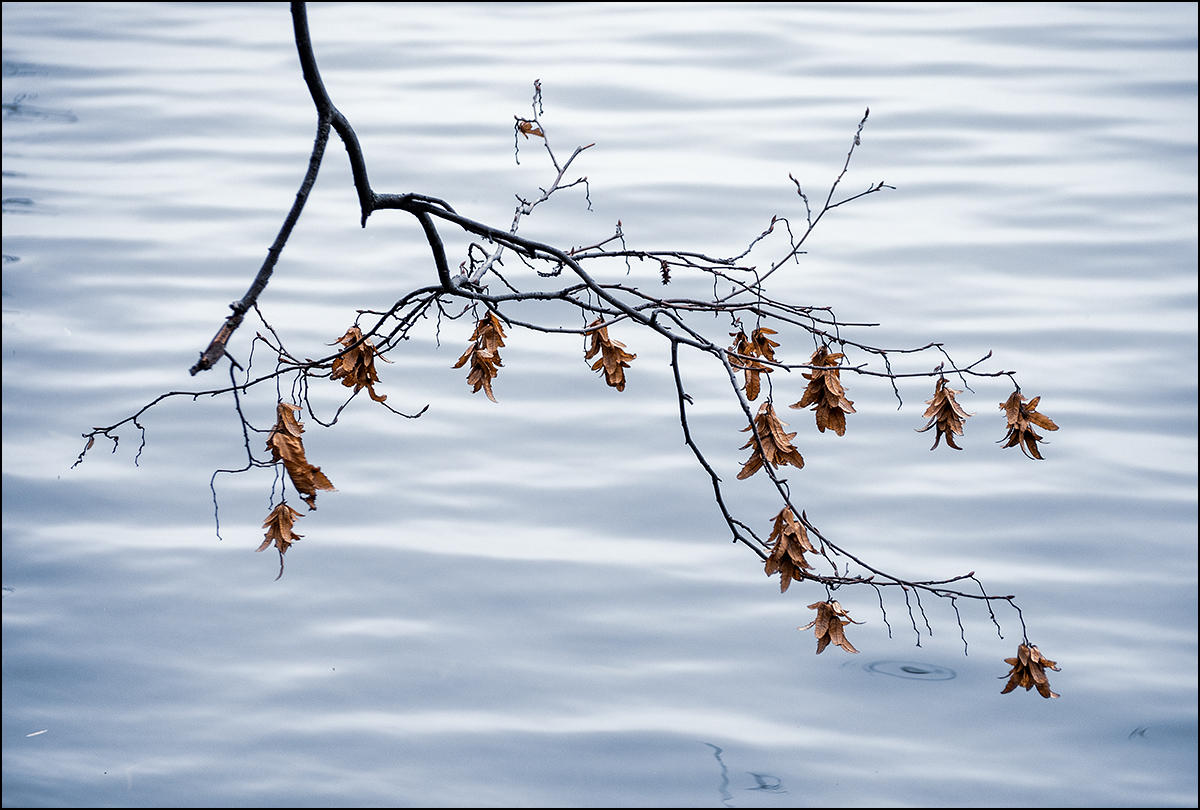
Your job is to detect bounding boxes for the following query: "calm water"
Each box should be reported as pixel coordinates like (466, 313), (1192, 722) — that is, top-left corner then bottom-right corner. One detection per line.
(3, 2), (1196, 807)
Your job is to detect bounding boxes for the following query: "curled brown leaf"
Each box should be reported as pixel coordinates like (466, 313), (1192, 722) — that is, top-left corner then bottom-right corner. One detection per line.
(330, 325), (392, 403)
(266, 403), (336, 510)
(516, 118), (544, 138)
(258, 501), (303, 580)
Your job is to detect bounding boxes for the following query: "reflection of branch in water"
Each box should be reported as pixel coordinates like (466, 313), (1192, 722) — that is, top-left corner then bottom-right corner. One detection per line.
(747, 772), (787, 793)
(703, 743), (733, 807)
(3, 197), (35, 214)
(3, 93), (78, 122)
(2, 62), (49, 78)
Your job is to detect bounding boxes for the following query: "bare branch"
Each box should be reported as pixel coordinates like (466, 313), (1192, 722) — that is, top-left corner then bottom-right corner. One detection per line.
(78, 2), (1061, 695)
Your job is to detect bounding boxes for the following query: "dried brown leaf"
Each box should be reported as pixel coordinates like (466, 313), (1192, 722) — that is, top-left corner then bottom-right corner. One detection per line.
(516, 119), (544, 138)
(585, 318), (636, 391)
(751, 327), (780, 362)
(738, 402), (805, 479)
(799, 600), (861, 654)
(728, 329), (778, 401)
(999, 391), (1059, 459)
(266, 403), (337, 510)
(916, 377), (975, 450)
(728, 330), (752, 362)
(330, 325), (392, 403)
(789, 346), (855, 436)
(258, 501), (304, 580)
(764, 507), (816, 592)
(454, 311), (507, 402)
(1000, 643), (1060, 698)
(744, 366), (764, 402)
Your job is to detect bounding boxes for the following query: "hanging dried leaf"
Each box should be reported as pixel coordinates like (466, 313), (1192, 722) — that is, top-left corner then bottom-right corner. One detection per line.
(789, 345), (856, 436)
(330, 325), (392, 403)
(257, 501), (303, 580)
(727, 328), (777, 402)
(728, 330), (766, 402)
(727, 329), (751, 358)
(516, 119), (544, 138)
(453, 311), (507, 402)
(999, 391), (1059, 459)
(1000, 643), (1060, 698)
(764, 506), (816, 592)
(750, 327), (780, 362)
(266, 403), (337, 510)
(800, 600), (862, 654)
(738, 401), (805, 479)
(584, 318), (636, 391)
(916, 376), (974, 450)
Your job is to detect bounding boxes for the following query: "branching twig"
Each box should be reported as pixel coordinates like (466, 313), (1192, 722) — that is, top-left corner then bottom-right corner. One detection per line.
(75, 2), (1062, 696)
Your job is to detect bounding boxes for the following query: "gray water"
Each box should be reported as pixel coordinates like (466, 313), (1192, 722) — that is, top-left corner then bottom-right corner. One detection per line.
(3, 2), (1196, 807)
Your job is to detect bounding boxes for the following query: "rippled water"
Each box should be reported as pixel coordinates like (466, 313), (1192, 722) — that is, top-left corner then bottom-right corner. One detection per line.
(3, 3), (1196, 807)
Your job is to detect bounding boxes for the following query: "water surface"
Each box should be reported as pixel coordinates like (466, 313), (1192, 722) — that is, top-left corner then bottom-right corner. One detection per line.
(3, 3), (1196, 807)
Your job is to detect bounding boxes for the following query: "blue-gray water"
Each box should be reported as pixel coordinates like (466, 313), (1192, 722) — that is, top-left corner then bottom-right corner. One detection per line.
(3, 2), (1196, 806)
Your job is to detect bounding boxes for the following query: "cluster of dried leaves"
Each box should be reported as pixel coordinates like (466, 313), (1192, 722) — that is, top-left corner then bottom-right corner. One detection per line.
(453, 312), (638, 401)
(257, 322), (407, 578)
(300, 323), (1062, 693)
(454, 311), (507, 402)
(800, 600), (861, 654)
(1001, 643), (1060, 698)
(790, 346), (856, 436)
(1000, 391), (1060, 460)
(330, 325), (391, 402)
(916, 376), (973, 450)
(728, 327), (779, 401)
(738, 402), (806, 480)
(260, 402), (336, 578)
(584, 318), (637, 391)
(764, 506), (816, 592)
(724, 333), (1058, 464)
(714, 339), (1062, 688)
(914, 380), (1061, 460)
